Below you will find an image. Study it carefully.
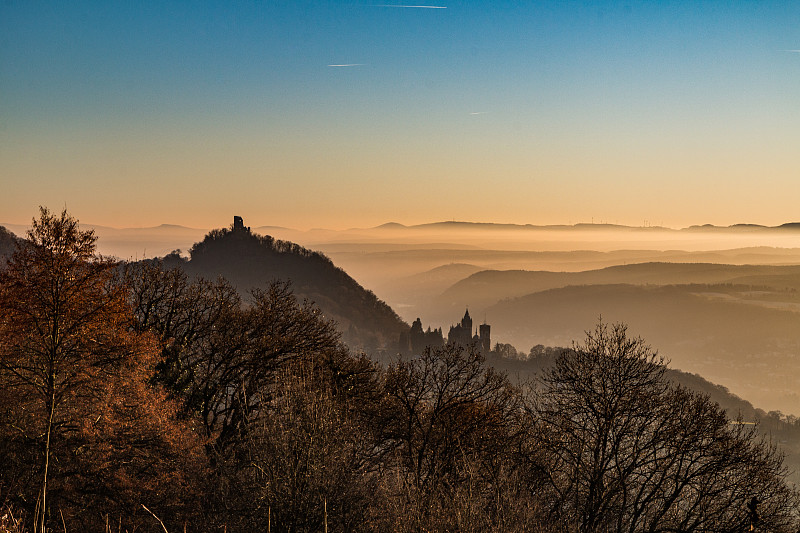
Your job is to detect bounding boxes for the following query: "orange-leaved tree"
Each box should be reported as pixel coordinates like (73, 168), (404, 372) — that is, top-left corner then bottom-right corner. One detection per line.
(0, 208), (206, 532)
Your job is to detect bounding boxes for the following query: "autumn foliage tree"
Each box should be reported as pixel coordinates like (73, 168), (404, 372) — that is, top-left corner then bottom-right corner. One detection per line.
(124, 261), (381, 529)
(0, 208), (206, 532)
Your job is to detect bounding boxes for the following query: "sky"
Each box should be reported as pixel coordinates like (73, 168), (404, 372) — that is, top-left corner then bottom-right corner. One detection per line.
(1, 1), (799, 230)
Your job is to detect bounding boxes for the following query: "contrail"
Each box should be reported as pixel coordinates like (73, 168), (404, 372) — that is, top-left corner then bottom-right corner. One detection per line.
(780, 49), (800, 53)
(372, 4), (447, 8)
(328, 64), (365, 67)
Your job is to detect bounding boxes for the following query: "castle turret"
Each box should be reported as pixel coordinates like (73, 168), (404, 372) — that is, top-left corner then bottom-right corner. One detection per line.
(479, 323), (491, 354)
(233, 216), (250, 233)
(461, 308), (472, 334)
(448, 308), (475, 347)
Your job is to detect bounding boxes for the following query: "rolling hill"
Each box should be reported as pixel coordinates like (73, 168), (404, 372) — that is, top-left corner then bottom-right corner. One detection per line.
(439, 262), (800, 310)
(487, 346), (800, 484)
(0, 226), (23, 262)
(159, 222), (408, 357)
(485, 283), (800, 414)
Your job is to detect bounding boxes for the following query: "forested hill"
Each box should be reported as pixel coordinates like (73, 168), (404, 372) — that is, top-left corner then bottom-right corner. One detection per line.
(0, 226), (22, 262)
(162, 223), (407, 355)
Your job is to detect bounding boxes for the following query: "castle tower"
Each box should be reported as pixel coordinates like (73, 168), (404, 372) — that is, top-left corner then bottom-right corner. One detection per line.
(232, 216), (250, 233)
(448, 308), (474, 347)
(479, 323), (491, 354)
(461, 308), (472, 335)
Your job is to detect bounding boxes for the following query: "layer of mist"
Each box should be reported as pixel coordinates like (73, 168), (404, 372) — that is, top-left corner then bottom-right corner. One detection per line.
(5, 219), (800, 415)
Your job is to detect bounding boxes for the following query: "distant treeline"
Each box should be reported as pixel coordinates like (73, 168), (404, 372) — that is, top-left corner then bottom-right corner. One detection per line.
(0, 209), (798, 532)
(191, 227), (328, 260)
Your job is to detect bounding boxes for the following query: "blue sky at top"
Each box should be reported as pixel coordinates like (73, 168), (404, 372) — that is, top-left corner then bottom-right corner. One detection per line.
(1, 1), (798, 228)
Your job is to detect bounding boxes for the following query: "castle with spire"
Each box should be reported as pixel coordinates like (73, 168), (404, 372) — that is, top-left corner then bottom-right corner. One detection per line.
(447, 308), (491, 355)
(398, 308), (491, 356)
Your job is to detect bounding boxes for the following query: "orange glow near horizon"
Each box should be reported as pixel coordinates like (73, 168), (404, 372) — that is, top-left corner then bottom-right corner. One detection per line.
(2, 2), (799, 232)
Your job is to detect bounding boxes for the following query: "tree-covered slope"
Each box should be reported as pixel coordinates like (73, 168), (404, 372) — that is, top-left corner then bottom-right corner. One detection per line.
(486, 341), (800, 485)
(486, 283), (800, 414)
(0, 226), (23, 263)
(164, 224), (407, 356)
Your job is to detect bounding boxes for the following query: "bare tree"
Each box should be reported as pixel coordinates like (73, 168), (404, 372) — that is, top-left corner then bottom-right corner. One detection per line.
(124, 259), (241, 398)
(126, 264), (358, 452)
(226, 361), (378, 532)
(378, 344), (537, 531)
(536, 321), (799, 533)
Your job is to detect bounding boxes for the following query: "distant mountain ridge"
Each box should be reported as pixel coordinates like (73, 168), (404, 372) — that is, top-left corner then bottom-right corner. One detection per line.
(7, 219), (800, 238)
(371, 221), (800, 232)
(6, 219), (800, 264)
(439, 262), (800, 310)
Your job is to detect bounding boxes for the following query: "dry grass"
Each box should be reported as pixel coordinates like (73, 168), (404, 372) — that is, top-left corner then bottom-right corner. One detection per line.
(0, 505), (25, 533)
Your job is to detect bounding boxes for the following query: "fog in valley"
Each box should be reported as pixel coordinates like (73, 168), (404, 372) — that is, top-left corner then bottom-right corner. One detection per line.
(309, 224), (800, 416)
(8, 220), (800, 415)
(6, 1), (800, 529)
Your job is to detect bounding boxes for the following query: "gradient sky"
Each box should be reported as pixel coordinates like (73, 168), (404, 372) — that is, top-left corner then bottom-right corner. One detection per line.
(1, 1), (798, 230)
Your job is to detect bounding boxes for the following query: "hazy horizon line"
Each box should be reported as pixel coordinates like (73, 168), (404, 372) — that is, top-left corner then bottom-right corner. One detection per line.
(4, 218), (800, 234)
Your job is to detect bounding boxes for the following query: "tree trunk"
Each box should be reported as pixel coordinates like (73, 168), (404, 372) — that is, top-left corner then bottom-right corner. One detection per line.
(39, 382), (56, 533)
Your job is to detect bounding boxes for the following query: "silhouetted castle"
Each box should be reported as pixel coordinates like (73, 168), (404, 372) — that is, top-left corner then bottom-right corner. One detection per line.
(398, 318), (444, 356)
(233, 216), (250, 233)
(448, 308), (490, 355)
(399, 308), (490, 356)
